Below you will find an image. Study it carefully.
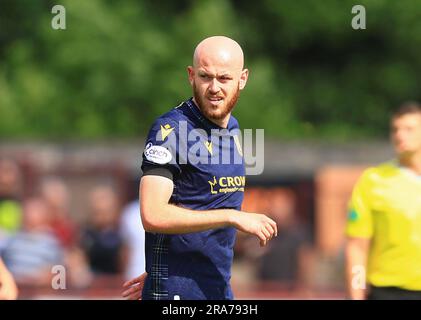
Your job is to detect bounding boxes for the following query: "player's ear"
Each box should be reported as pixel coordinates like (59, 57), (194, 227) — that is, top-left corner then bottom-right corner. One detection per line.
(239, 68), (249, 90)
(187, 66), (194, 86)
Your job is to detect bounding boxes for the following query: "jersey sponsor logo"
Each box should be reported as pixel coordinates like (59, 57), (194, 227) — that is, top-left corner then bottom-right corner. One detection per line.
(160, 124), (174, 141)
(144, 142), (172, 164)
(208, 176), (246, 194)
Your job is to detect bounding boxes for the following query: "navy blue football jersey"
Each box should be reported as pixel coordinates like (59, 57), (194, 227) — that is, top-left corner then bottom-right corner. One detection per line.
(140, 98), (245, 300)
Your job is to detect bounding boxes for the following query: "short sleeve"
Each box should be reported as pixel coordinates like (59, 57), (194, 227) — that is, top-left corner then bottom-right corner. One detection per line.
(345, 169), (374, 239)
(141, 118), (181, 178)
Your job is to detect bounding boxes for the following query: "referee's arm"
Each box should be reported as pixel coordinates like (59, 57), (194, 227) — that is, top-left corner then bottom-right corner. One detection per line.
(140, 175), (277, 247)
(345, 237), (370, 300)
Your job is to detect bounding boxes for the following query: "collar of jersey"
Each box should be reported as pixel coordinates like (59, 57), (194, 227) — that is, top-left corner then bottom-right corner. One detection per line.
(186, 98), (234, 132)
(393, 159), (421, 182)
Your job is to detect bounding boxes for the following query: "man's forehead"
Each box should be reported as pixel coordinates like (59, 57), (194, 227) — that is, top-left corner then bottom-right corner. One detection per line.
(197, 65), (233, 76)
(392, 113), (421, 126)
(195, 56), (242, 74)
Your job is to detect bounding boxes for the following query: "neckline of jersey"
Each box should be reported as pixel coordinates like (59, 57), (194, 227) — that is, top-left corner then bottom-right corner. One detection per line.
(393, 160), (421, 183)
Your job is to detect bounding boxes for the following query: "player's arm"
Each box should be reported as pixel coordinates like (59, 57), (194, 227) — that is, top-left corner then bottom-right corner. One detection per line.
(122, 272), (147, 300)
(345, 236), (370, 300)
(140, 175), (277, 247)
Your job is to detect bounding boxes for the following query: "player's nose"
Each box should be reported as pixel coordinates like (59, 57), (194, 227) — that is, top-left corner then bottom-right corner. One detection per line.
(208, 79), (221, 94)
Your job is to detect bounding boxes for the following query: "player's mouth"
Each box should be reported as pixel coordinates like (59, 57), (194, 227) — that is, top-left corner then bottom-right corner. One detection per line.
(207, 96), (224, 106)
(395, 141), (412, 152)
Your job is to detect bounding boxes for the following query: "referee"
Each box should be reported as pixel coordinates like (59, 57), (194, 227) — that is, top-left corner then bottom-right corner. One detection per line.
(345, 102), (421, 300)
(122, 36), (277, 300)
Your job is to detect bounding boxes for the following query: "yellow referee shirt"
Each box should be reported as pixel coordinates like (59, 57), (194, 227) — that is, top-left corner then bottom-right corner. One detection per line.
(346, 161), (421, 290)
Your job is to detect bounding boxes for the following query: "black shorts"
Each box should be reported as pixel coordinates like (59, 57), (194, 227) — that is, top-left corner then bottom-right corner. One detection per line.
(368, 285), (421, 300)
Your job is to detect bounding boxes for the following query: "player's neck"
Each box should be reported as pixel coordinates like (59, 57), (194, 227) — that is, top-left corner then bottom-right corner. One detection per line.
(398, 150), (421, 175)
(210, 116), (230, 129)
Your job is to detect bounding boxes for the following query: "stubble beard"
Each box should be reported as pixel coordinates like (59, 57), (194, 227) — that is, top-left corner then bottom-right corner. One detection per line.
(193, 82), (240, 123)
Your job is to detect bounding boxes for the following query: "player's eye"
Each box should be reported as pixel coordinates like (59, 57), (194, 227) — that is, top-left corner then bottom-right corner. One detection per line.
(219, 76), (232, 82)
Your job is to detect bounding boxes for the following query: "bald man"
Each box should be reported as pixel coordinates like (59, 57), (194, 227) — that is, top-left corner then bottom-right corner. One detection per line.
(122, 36), (277, 300)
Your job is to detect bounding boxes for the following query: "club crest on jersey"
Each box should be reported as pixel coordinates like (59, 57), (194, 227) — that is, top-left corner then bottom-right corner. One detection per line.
(144, 142), (172, 164)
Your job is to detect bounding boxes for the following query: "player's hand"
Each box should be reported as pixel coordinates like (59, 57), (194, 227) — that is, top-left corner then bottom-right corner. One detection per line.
(122, 272), (147, 300)
(0, 270), (19, 300)
(231, 211), (278, 247)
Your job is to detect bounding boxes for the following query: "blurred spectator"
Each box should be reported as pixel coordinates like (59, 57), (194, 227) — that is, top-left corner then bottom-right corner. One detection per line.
(39, 177), (77, 248)
(1, 198), (64, 286)
(80, 185), (124, 275)
(0, 257), (18, 300)
(0, 158), (23, 249)
(64, 245), (93, 289)
(257, 189), (314, 290)
(119, 199), (145, 280)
